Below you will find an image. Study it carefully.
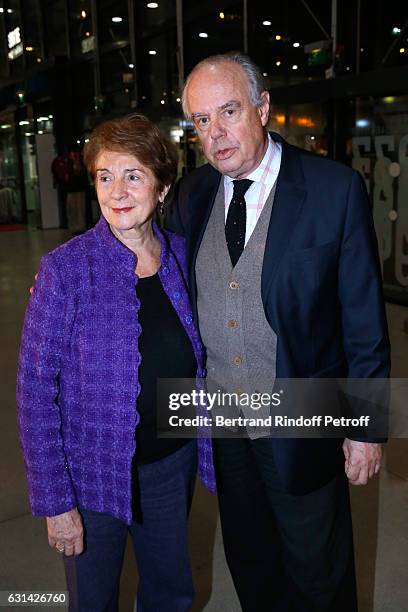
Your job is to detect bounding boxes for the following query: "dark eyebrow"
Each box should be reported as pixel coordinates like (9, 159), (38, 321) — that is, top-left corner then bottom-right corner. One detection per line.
(191, 100), (241, 119)
(219, 100), (241, 110)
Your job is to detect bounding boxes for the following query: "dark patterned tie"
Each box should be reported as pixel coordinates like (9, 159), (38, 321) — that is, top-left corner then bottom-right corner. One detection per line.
(225, 179), (253, 267)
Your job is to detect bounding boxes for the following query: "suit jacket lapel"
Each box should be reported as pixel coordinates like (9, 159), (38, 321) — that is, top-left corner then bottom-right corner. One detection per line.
(261, 133), (307, 302)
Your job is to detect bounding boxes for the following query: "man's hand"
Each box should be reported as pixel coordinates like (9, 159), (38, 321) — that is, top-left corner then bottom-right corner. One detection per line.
(46, 508), (84, 556)
(343, 439), (382, 486)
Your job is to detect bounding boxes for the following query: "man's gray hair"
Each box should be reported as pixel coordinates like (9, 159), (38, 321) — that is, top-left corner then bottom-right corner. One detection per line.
(182, 52), (266, 118)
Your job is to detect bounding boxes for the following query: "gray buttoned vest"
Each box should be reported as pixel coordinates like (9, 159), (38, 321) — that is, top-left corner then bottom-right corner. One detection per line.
(195, 180), (278, 434)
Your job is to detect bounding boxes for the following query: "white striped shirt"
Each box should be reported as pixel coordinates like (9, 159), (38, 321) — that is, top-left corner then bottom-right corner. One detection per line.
(224, 135), (282, 246)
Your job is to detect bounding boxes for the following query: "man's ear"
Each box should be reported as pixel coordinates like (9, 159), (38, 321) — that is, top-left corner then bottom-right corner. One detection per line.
(258, 90), (270, 127)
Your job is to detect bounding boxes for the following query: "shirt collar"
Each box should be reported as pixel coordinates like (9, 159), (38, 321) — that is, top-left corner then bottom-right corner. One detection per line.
(224, 134), (277, 187)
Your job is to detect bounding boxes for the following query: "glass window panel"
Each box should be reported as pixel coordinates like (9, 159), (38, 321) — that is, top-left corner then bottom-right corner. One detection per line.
(135, 0), (176, 36)
(0, 115), (24, 223)
(350, 95), (408, 302)
(69, 0), (93, 59)
(183, 1), (244, 75)
(43, 0), (67, 57)
(136, 29), (179, 117)
(98, 0), (129, 49)
(100, 47), (134, 114)
(23, 0), (43, 68)
(248, 0), (331, 85)
(270, 102), (328, 156)
(359, 0), (408, 72)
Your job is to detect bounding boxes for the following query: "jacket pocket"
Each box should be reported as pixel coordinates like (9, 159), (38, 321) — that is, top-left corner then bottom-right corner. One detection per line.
(290, 240), (337, 263)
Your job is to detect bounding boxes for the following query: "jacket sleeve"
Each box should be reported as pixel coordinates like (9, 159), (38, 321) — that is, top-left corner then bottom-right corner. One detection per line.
(16, 254), (77, 516)
(338, 170), (390, 441)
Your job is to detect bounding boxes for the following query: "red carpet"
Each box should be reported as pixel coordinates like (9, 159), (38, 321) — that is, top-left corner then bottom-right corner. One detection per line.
(0, 224), (26, 232)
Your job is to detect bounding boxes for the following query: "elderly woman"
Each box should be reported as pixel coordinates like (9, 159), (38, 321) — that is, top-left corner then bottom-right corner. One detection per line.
(17, 114), (215, 611)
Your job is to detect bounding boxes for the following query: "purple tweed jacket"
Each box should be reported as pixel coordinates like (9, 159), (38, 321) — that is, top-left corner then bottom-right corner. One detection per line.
(17, 217), (216, 525)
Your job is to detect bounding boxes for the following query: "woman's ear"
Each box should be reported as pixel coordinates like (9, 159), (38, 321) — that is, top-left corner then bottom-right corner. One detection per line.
(159, 184), (171, 202)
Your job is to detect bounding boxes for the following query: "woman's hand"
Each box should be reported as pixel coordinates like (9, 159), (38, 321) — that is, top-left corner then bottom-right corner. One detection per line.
(46, 508), (84, 556)
(29, 273), (38, 295)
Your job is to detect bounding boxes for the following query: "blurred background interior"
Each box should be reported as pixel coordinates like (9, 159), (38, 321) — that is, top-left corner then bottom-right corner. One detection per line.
(1, 1), (408, 610)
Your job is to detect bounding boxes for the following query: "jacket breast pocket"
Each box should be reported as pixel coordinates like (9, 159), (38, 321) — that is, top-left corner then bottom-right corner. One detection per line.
(283, 240), (338, 300)
(289, 240), (337, 264)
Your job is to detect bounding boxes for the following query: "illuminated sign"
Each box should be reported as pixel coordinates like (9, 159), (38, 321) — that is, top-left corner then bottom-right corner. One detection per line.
(7, 27), (23, 60)
(81, 35), (95, 54)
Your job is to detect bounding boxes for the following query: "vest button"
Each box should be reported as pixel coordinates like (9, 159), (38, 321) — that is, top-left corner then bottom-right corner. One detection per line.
(229, 281), (239, 290)
(233, 356), (242, 366)
(228, 319), (238, 329)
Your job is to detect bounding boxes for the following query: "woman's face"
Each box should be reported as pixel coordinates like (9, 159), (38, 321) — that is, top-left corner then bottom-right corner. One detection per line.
(94, 150), (168, 232)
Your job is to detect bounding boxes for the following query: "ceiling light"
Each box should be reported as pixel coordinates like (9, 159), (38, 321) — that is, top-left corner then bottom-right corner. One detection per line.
(38, 116), (49, 122)
(400, 48), (406, 53)
(392, 27), (401, 35)
(276, 60), (281, 66)
(310, 136), (316, 140)
(112, 17), (123, 23)
(199, 32), (208, 38)
(293, 42), (300, 48)
(356, 119), (369, 128)
(0, 8), (4, 13)
(149, 50), (157, 55)
(160, 99), (165, 105)
(7, 8), (12, 13)
(219, 12), (225, 19)
(129, 63), (134, 68)
(49, 114), (53, 119)
(262, 21), (272, 26)
(19, 120), (30, 126)
(147, 2), (159, 7)
(292, 64), (298, 70)
(275, 35), (282, 41)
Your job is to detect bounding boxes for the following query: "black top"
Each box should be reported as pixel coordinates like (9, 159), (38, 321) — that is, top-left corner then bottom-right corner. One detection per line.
(133, 272), (197, 465)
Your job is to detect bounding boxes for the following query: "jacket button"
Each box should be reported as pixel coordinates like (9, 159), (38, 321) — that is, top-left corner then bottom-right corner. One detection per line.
(233, 356), (242, 366)
(228, 319), (238, 329)
(229, 281), (239, 290)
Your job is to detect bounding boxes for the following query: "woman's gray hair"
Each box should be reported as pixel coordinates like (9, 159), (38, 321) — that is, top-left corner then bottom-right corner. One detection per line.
(182, 52), (266, 118)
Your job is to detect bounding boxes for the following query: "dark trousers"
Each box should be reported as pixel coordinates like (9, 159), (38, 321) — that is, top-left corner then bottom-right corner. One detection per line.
(64, 441), (197, 612)
(214, 438), (358, 612)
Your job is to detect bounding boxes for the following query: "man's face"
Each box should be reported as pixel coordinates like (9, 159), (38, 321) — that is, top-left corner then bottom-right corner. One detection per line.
(186, 62), (270, 178)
